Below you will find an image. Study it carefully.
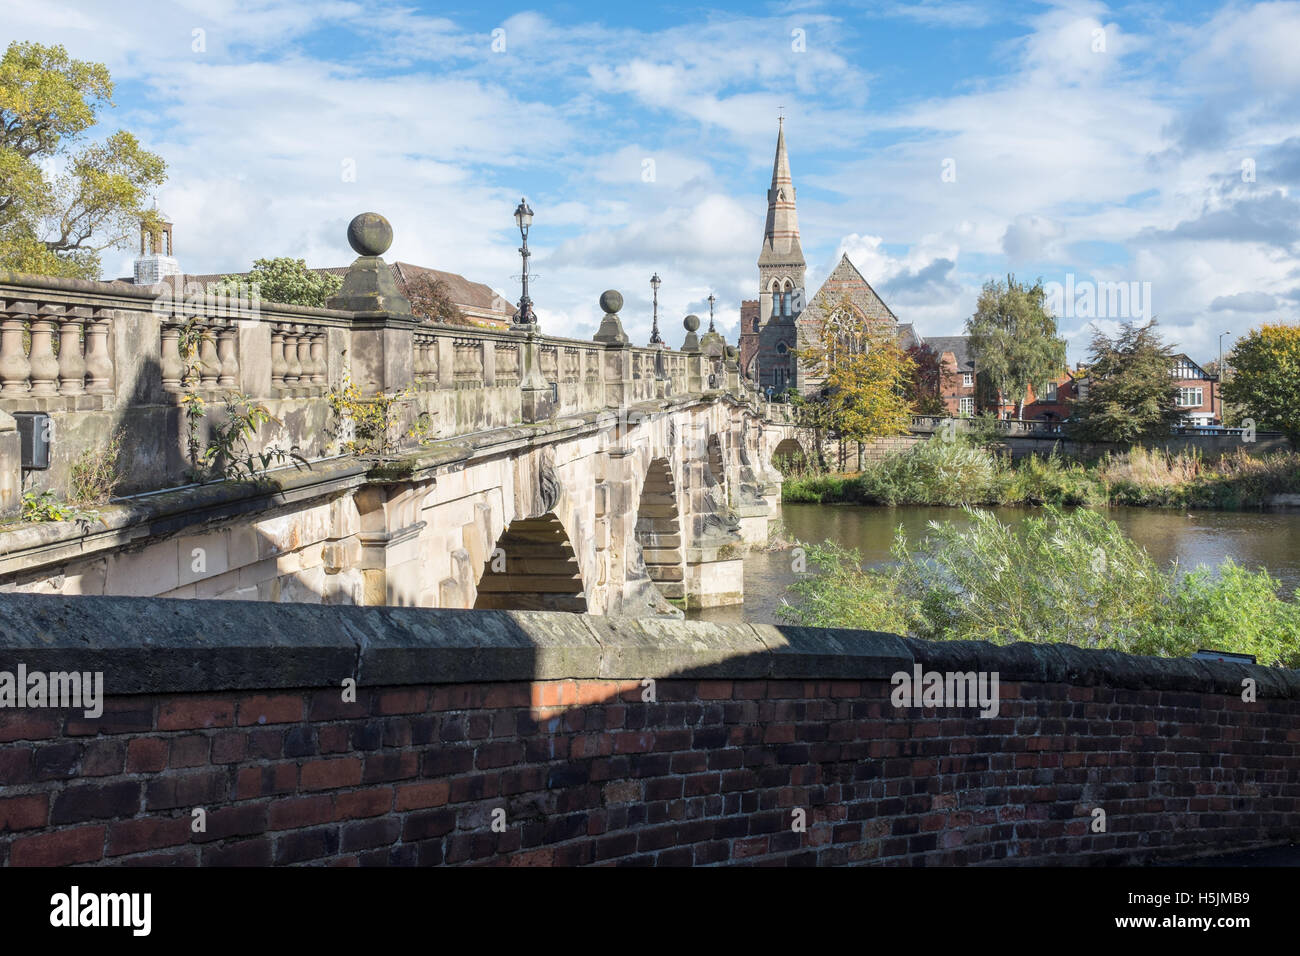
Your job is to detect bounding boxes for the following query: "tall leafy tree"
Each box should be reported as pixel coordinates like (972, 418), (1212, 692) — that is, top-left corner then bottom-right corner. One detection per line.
(0, 42), (166, 278)
(798, 294), (915, 464)
(1071, 320), (1182, 443)
(208, 258), (342, 308)
(1221, 324), (1300, 446)
(966, 275), (1067, 418)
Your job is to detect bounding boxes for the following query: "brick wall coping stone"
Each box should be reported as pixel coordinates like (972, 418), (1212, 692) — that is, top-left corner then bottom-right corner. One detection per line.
(0, 595), (1294, 699)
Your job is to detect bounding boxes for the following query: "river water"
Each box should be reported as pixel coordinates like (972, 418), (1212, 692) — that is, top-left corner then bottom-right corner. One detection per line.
(686, 503), (1300, 626)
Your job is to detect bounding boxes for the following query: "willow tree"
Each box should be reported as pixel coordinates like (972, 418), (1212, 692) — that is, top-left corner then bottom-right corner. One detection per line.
(0, 42), (166, 278)
(798, 294), (915, 469)
(966, 275), (1067, 418)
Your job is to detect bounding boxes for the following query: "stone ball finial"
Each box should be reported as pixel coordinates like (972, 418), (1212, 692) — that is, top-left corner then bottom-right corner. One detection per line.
(347, 212), (393, 257)
(684, 314), (700, 332)
(599, 290), (623, 315)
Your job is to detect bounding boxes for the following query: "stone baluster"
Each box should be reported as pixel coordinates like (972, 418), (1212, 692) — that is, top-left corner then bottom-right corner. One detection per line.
(160, 323), (183, 391)
(58, 307), (87, 395)
(283, 326), (301, 385)
(28, 305), (61, 395)
(412, 336), (426, 384)
(270, 325), (288, 389)
(198, 325), (220, 388)
(84, 309), (112, 394)
(0, 301), (33, 396)
(217, 324), (239, 387)
(296, 325), (312, 390)
(309, 331), (326, 386)
(433, 335), (452, 389)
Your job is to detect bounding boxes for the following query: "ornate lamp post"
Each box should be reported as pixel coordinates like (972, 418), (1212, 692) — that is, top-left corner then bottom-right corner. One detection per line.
(650, 273), (663, 345)
(513, 197), (535, 326)
(707, 293), (717, 333)
(1217, 330), (1232, 425)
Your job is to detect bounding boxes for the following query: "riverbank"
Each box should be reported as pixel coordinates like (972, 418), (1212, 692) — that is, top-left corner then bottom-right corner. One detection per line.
(775, 506), (1300, 666)
(782, 439), (1300, 510)
(688, 501), (1300, 626)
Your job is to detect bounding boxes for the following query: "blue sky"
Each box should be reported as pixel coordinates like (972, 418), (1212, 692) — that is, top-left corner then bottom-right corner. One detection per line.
(5, 0), (1299, 363)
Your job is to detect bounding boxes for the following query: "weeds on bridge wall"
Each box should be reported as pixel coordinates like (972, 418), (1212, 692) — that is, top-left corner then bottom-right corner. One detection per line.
(325, 373), (433, 457)
(173, 316), (303, 483)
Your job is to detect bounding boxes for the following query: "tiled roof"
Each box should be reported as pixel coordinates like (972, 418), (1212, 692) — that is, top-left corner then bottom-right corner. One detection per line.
(923, 335), (975, 370)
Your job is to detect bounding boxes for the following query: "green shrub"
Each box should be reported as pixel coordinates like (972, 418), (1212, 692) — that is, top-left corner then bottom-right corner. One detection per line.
(782, 475), (854, 503)
(863, 436), (1003, 505)
(1131, 561), (1300, 667)
(779, 506), (1300, 665)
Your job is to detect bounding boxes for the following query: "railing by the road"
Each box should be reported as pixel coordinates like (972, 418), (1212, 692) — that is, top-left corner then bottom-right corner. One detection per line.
(908, 415), (1281, 441)
(0, 269), (761, 502)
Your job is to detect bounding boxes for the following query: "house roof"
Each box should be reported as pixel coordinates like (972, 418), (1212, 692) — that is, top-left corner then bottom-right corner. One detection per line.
(895, 322), (922, 349)
(923, 335), (975, 370)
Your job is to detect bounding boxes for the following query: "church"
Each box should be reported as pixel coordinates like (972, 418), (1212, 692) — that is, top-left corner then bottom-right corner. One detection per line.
(738, 119), (915, 396)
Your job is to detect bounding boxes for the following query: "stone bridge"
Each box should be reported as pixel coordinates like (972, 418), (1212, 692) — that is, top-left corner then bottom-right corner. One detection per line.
(0, 214), (797, 615)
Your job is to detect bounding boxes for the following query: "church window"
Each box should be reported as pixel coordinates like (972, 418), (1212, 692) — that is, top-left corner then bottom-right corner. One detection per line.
(776, 342), (788, 355)
(825, 309), (866, 367)
(752, 318), (759, 332)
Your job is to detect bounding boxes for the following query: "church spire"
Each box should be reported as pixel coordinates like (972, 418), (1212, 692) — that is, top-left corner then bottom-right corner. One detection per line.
(759, 116), (803, 267)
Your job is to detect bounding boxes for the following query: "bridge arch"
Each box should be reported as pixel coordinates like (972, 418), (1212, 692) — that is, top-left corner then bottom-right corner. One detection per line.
(632, 457), (685, 608)
(771, 437), (809, 474)
(473, 511), (588, 612)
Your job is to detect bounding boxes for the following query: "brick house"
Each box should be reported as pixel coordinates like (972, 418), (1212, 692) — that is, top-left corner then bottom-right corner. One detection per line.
(1020, 370), (1084, 423)
(1170, 353), (1220, 425)
(919, 336), (979, 416)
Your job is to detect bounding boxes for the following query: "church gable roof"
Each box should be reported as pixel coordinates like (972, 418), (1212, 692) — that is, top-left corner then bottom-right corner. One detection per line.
(803, 253), (899, 326)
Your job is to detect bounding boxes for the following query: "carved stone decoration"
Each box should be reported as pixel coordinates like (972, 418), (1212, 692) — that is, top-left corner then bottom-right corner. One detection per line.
(702, 509), (743, 537)
(534, 446), (560, 516)
(667, 420), (677, 455)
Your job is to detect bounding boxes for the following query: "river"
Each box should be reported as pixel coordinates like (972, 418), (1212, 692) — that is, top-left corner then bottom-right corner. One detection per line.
(686, 503), (1300, 625)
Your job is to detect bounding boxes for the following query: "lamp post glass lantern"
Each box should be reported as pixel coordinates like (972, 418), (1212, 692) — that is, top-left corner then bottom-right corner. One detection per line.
(650, 273), (663, 345)
(514, 198), (535, 326)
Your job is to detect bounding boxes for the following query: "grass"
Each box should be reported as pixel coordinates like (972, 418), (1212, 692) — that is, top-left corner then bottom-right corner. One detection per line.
(781, 437), (1300, 511)
(778, 506), (1300, 666)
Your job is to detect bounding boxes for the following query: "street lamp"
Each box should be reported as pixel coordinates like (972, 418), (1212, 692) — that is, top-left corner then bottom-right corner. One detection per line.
(650, 273), (663, 345)
(513, 197), (535, 326)
(707, 294), (717, 333)
(1217, 330), (1232, 424)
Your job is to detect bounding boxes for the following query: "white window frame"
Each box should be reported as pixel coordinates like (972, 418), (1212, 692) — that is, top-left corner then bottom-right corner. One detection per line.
(958, 397), (975, 417)
(961, 372), (973, 387)
(1177, 387), (1203, 407)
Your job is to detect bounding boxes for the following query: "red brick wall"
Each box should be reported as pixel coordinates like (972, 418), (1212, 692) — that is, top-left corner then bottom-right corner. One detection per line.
(3, 674), (1296, 867)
